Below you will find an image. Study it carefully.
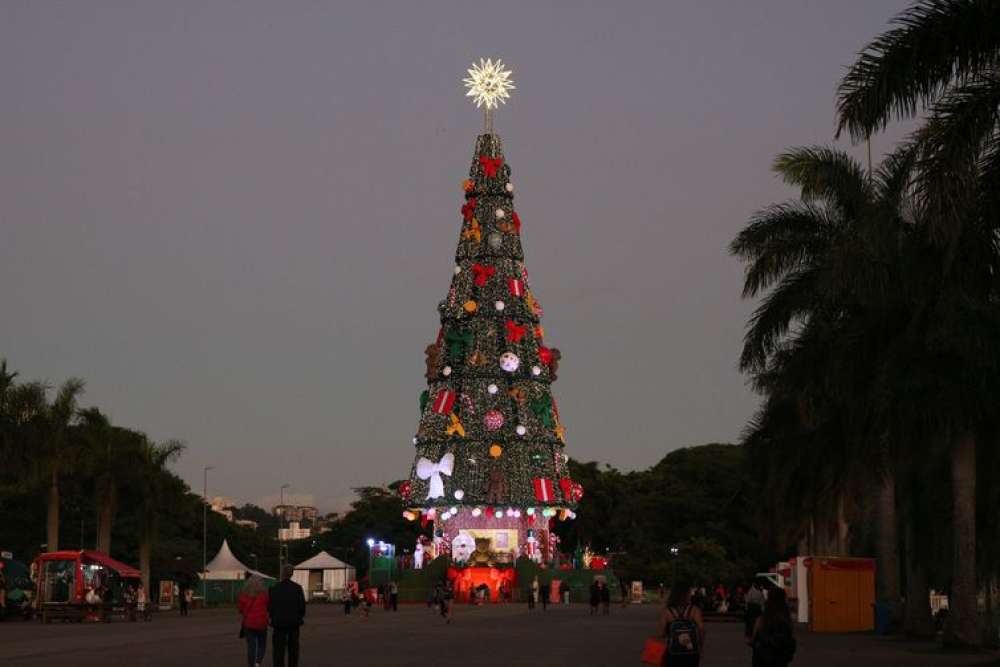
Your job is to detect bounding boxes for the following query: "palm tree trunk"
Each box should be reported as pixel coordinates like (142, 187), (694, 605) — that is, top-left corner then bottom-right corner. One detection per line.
(836, 494), (850, 556)
(903, 498), (934, 638)
(139, 534), (152, 595)
(46, 467), (59, 552)
(95, 485), (115, 553)
(876, 473), (901, 610)
(945, 430), (979, 647)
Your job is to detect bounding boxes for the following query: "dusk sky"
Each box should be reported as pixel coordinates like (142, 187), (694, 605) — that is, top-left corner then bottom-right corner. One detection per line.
(2, 1), (910, 512)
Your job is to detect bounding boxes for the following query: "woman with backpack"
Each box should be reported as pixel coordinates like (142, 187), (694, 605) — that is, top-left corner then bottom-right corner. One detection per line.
(657, 585), (705, 666)
(750, 588), (796, 666)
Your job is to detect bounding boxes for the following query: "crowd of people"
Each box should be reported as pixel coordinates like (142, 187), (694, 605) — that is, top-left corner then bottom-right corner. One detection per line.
(652, 579), (796, 667)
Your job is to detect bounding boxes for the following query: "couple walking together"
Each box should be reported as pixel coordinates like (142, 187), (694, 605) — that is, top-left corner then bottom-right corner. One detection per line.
(238, 566), (307, 667)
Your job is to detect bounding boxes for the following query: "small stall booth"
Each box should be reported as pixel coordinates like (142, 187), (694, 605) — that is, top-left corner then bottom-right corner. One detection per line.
(35, 550), (141, 623)
(292, 551), (356, 602)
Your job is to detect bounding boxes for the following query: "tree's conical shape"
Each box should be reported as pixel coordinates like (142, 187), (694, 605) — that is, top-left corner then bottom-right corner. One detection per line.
(404, 133), (578, 560)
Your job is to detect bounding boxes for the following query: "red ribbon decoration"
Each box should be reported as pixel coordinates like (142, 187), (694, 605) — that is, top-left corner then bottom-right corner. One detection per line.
(538, 346), (553, 365)
(462, 197), (477, 222)
(511, 211), (521, 234)
(479, 156), (504, 178)
(505, 320), (528, 343)
(472, 263), (495, 287)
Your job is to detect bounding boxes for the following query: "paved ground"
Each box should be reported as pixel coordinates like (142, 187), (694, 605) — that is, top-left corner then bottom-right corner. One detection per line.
(1, 603), (996, 666)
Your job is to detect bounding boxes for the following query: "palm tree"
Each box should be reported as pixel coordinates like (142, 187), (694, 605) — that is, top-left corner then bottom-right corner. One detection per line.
(836, 1), (1000, 646)
(136, 438), (186, 593)
(77, 408), (117, 554)
(732, 145), (917, 607)
(42, 378), (85, 552)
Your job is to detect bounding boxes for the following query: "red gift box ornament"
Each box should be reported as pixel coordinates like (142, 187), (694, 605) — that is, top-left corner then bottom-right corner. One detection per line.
(508, 278), (525, 298)
(478, 155), (504, 179)
(432, 389), (457, 415)
(558, 478), (573, 500)
(505, 320), (528, 343)
(533, 478), (555, 503)
(572, 482), (584, 502)
(472, 263), (495, 287)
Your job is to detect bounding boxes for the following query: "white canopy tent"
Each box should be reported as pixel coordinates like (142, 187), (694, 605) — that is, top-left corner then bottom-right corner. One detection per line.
(202, 539), (273, 581)
(292, 551), (355, 601)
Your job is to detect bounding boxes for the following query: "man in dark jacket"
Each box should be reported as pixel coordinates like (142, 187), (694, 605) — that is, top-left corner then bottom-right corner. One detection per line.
(268, 566), (306, 667)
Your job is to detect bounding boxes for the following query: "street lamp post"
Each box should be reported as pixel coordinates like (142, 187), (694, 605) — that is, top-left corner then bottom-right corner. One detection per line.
(366, 538), (375, 587)
(278, 484), (290, 576)
(203, 466), (214, 603)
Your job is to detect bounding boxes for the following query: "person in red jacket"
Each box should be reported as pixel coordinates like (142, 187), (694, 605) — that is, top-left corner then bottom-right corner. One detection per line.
(238, 575), (270, 667)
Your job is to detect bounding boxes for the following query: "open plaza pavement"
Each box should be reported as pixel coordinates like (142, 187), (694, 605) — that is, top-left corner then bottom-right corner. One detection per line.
(1, 602), (997, 667)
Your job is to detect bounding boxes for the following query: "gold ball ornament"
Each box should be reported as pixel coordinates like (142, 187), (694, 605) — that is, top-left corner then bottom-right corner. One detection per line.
(463, 300), (478, 313)
(489, 443), (503, 458)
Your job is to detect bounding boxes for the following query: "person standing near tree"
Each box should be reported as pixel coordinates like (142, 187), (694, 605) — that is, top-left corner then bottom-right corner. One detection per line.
(268, 566), (306, 667)
(389, 580), (399, 612)
(179, 586), (188, 617)
(751, 588), (796, 667)
(745, 579), (766, 640)
(539, 579), (550, 611)
(589, 580), (600, 615)
(529, 576), (539, 610)
(600, 579), (611, 616)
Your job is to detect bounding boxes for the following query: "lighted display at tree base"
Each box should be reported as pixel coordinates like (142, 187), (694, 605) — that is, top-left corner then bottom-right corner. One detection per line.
(401, 61), (581, 566)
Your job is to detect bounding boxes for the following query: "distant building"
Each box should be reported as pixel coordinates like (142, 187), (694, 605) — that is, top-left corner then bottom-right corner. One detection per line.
(272, 504), (318, 524)
(278, 521), (311, 542)
(210, 496), (235, 522)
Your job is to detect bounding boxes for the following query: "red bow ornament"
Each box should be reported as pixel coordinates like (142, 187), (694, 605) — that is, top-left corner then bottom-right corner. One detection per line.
(472, 263), (495, 287)
(479, 156), (504, 178)
(538, 346), (553, 365)
(505, 320), (528, 343)
(461, 198), (477, 222)
(511, 211), (521, 234)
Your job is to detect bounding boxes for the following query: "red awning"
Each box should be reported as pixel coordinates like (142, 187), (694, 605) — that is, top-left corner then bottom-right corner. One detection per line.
(81, 551), (142, 579)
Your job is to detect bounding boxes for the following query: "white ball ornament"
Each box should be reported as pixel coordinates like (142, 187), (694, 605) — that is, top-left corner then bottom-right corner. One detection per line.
(495, 300), (505, 311)
(505, 182), (514, 193)
(487, 383), (498, 395)
(442, 366), (452, 377)
(506, 508), (515, 517)
(472, 507), (482, 517)
(516, 425), (527, 436)
(454, 265), (462, 275)
(454, 490), (465, 500)
(499, 352), (520, 373)
(495, 208), (506, 219)
(412, 436), (418, 444)
(494, 510), (503, 519)
(531, 365), (542, 376)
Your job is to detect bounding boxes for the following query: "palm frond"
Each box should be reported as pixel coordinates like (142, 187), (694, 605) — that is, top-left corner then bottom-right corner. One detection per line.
(773, 146), (872, 216)
(837, 0), (1000, 140)
(730, 203), (832, 297)
(740, 266), (822, 372)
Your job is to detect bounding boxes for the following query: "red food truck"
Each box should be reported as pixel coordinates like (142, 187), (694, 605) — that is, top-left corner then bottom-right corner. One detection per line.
(34, 550), (141, 623)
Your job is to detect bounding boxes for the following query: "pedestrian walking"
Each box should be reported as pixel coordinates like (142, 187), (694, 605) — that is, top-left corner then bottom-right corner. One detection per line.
(238, 575), (270, 667)
(589, 580), (600, 615)
(136, 583), (150, 621)
(600, 579), (611, 615)
(340, 588), (351, 615)
(179, 586), (189, 616)
(528, 576), (539, 610)
(750, 588), (796, 667)
(539, 580), (550, 611)
(389, 581), (399, 612)
(658, 585), (705, 667)
(745, 579), (766, 639)
(268, 566), (306, 667)
(620, 577), (629, 608)
(440, 579), (454, 624)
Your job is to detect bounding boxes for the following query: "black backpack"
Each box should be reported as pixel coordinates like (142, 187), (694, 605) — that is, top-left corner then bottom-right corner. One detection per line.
(666, 606), (700, 657)
(754, 622), (797, 664)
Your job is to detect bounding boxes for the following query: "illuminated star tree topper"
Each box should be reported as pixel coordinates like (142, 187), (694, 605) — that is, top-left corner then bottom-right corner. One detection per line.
(463, 58), (515, 133)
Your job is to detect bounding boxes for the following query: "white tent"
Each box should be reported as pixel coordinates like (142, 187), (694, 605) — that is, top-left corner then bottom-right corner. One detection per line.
(292, 551), (355, 601)
(202, 539), (273, 581)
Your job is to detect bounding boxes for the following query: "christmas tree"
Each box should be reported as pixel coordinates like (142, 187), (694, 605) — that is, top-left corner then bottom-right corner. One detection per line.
(401, 60), (581, 566)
